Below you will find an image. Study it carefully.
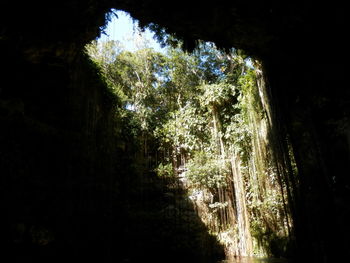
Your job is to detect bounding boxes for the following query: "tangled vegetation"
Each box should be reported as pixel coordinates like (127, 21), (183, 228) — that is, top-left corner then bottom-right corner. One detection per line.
(86, 34), (294, 258)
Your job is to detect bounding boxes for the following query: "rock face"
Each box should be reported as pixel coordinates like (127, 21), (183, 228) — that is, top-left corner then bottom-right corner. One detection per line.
(0, 1), (349, 262)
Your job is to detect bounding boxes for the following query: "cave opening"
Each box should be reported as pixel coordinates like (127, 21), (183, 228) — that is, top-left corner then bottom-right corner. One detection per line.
(1, 2), (349, 263)
(83, 9), (295, 262)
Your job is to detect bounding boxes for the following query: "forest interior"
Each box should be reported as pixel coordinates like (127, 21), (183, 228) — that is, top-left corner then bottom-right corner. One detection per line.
(84, 12), (296, 261)
(1, 1), (349, 263)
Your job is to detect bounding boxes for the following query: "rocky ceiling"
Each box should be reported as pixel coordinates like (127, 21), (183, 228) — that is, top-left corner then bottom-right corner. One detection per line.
(1, 1), (346, 61)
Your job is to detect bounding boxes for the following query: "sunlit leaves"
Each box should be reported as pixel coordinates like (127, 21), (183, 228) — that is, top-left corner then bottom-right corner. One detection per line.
(85, 35), (292, 257)
(200, 82), (236, 108)
(154, 104), (209, 151)
(155, 163), (174, 178)
(185, 151), (229, 189)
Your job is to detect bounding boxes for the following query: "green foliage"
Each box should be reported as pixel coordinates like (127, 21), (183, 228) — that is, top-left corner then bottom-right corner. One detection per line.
(166, 46), (201, 96)
(200, 82), (236, 108)
(193, 42), (229, 83)
(237, 69), (265, 118)
(250, 219), (291, 257)
(154, 104), (209, 151)
(224, 112), (252, 164)
(185, 151), (229, 189)
(85, 36), (292, 259)
(155, 163), (174, 177)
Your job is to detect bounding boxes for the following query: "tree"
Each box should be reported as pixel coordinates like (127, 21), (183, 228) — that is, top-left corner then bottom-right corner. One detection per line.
(86, 37), (293, 258)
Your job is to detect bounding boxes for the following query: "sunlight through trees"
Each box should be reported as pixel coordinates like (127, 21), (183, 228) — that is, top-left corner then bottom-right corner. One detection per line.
(86, 32), (296, 258)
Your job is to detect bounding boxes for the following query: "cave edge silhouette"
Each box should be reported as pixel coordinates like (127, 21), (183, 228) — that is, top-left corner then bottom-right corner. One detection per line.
(0, 1), (349, 263)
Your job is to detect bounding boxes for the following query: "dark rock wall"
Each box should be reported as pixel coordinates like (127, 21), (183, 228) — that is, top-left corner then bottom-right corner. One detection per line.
(1, 1), (349, 262)
(0, 43), (119, 261)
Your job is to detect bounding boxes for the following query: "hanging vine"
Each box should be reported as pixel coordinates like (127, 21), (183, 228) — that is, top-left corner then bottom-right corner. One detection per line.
(86, 38), (296, 259)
